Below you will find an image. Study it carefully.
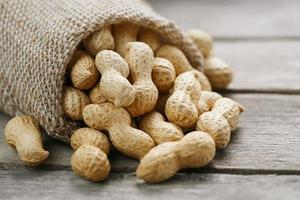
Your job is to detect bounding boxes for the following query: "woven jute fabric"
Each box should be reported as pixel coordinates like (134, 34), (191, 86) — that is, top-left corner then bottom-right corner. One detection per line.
(0, 0), (203, 142)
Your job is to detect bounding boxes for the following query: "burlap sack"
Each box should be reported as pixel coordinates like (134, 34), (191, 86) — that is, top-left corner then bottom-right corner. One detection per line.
(0, 0), (203, 142)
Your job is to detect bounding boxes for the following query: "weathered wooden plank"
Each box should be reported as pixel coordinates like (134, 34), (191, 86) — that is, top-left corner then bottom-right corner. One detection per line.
(149, 0), (300, 38)
(152, 1), (300, 92)
(212, 93), (300, 173)
(215, 41), (300, 92)
(0, 170), (299, 200)
(1, 94), (300, 173)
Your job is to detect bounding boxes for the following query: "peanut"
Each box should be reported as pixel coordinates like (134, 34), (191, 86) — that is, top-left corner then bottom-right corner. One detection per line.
(113, 22), (140, 57)
(71, 128), (110, 181)
(192, 70), (212, 91)
(196, 111), (231, 149)
(188, 29), (213, 58)
(82, 26), (114, 56)
(152, 57), (176, 93)
(136, 131), (216, 183)
(71, 128), (110, 154)
(4, 116), (49, 166)
(69, 50), (99, 90)
(139, 111), (184, 145)
(83, 103), (155, 159)
(138, 28), (161, 52)
(212, 97), (245, 130)
(197, 91), (222, 115)
(125, 42), (158, 117)
(204, 57), (233, 89)
(156, 45), (194, 75)
(165, 71), (202, 128)
(71, 145), (109, 182)
(89, 82), (107, 104)
(95, 50), (135, 107)
(63, 86), (90, 120)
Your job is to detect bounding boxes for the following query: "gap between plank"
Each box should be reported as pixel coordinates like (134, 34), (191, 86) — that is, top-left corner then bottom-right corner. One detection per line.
(214, 36), (300, 42)
(1, 163), (300, 176)
(221, 89), (300, 95)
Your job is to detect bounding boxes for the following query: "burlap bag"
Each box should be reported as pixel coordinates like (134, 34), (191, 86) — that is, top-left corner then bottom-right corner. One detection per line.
(0, 0), (203, 142)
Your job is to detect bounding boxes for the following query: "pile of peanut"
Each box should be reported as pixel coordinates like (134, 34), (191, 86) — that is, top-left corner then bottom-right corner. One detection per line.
(4, 23), (244, 183)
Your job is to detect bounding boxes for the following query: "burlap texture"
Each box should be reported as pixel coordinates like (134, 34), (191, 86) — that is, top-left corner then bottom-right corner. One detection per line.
(0, 0), (203, 142)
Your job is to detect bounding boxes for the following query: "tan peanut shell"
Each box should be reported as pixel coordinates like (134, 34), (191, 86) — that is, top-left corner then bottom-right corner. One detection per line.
(156, 45), (194, 75)
(138, 28), (162, 52)
(71, 145), (110, 182)
(82, 26), (114, 56)
(188, 29), (213, 58)
(63, 86), (90, 120)
(83, 103), (155, 159)
(136, 131), (216, 183)
(204, 57), (233, 89)
(89, 82), (107, 104)
(139, 111), (184, 145)
(165, 71), (202, 128)
(70, 128), (111, 182)
(71, 128), (110, 155)
(152, 57), (176, 93)
(196, 112), (231, 149)
(125, 42), (158, 117)
(95, 50), (136, 107)
(4, 116), (49, 166)
(69, 50), (99, 90)
(113, 22), (140, 57)
(197, 91), (222, 115)
(192, 70), (212, 91)
(138, 142), (178, 183)
(212, 97), (245, 131)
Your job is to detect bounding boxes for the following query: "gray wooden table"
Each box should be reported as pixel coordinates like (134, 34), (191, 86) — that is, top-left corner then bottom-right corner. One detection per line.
(1, 0), (300, 199)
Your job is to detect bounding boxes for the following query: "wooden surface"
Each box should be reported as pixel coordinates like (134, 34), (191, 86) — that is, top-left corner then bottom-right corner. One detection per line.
(151, 0), (300, 38)
(215, 42), (300, 92)
(1, 0), (300, 199)
(1, 171), (300, 200)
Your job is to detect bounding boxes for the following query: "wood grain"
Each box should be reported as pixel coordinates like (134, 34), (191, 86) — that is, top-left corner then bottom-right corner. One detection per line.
(0, 170), (299, 200)
(1, 94), (299, 173)
(0, 0), (299, 198)
(215, 41), (300, 92)
(149, 0), (300, 38)
(153, 0), (300, 92)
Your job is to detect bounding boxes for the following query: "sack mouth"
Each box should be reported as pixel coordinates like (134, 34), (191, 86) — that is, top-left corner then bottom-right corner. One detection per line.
(58, 19), (203, 142)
